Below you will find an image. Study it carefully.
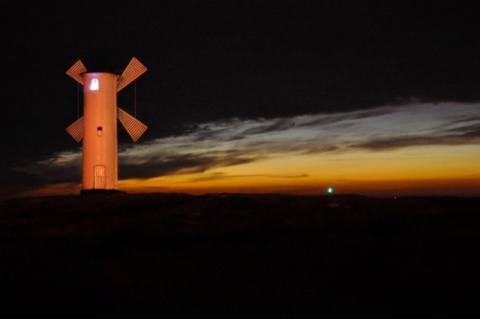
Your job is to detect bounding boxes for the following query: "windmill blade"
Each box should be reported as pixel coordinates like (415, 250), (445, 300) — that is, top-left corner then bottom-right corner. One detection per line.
(116, 57), (147, 92)
(66, 116), (84, 142)
(117, 107), (148, 142)
(66, 60), (86, 85)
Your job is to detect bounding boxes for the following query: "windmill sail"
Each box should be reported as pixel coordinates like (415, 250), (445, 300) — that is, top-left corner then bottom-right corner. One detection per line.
(65, 57), (148, 193)
(66, 60), (86, 85)
(66, 116), (84, 142)
(116, 57), (147, 92)
(117, 107), (148, 142)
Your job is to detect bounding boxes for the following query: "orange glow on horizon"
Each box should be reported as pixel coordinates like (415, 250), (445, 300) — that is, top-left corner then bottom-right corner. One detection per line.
(13, 102), (480, 198)
(118, 144), (480, 197)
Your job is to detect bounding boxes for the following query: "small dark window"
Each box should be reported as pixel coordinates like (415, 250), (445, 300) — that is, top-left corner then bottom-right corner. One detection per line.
(97, 126), (103, 131)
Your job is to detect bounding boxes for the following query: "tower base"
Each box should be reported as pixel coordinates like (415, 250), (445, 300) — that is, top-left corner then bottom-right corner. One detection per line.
(80, 189), (127, 195)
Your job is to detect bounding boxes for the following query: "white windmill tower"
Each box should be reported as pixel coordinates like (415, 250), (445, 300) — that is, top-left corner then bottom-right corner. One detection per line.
(65, 57), (148, 194)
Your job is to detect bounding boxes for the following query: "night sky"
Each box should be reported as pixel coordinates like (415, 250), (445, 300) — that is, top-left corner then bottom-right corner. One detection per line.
(2, 0), (480, 197)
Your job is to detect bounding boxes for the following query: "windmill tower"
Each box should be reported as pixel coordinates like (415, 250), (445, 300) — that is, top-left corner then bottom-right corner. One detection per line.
(65, 57), (148, 194)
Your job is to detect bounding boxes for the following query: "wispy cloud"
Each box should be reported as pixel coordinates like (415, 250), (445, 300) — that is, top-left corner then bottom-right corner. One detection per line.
(11, 101), (480, 192)
(348, 103), (480, 151)
(119, 102), (480, 178)
(14, 151), (81, 182)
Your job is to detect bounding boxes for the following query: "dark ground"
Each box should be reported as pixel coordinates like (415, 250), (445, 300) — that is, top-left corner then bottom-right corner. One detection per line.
(1, 193), (479, 318)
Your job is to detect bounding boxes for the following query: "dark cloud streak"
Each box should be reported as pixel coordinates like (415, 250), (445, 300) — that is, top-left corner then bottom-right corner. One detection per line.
(188, 172), (309, 183)
(120, 152), (262, 179)
(352, 125), (480, 151)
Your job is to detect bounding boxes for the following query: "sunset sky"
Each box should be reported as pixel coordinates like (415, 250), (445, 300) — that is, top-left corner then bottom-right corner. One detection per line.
(2, 1), (480, 197)
(15, 101), (480, 197)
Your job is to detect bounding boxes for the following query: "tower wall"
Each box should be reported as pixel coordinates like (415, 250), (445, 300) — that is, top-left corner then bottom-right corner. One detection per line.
(82, 72), (119, 191)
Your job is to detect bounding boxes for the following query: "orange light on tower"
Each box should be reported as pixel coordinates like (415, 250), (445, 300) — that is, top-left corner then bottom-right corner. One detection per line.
(65, 57), (148, 194)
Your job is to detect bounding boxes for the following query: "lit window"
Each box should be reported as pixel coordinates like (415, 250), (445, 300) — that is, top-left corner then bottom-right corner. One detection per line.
(90, 78), (99, 91)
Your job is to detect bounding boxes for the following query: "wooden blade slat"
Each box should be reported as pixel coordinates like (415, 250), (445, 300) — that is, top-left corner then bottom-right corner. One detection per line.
(66, 60), (86, 85)
(66, 116), (84, 142)
(117, 107), (147, 142)
(116, 57), (147, 92)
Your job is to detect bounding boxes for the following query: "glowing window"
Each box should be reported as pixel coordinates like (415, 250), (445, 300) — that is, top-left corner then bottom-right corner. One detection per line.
(90, 78), (99, 91)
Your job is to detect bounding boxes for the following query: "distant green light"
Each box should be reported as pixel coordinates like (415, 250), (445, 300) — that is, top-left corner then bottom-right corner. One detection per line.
(327, 187), (333, 194)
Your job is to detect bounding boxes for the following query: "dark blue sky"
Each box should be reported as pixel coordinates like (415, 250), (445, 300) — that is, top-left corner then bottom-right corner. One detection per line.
(2, 0), (480, 196)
